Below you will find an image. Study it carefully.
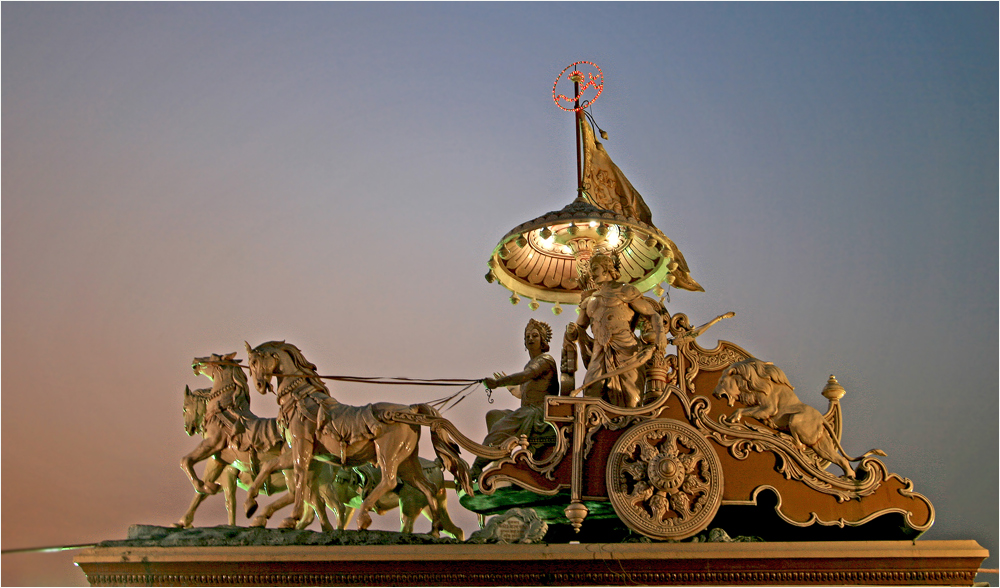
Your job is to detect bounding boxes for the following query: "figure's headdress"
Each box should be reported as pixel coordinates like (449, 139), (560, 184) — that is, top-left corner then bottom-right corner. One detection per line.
(525, 318), (553, 344)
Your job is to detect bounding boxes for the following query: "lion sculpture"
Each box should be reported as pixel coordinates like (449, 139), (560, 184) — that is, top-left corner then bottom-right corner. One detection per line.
(713, 358), (884, 478)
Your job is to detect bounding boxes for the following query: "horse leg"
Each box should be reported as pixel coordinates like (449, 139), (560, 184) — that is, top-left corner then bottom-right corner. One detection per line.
(307, 467), (336, 533)
(296, 487), (317, 530)
(180, 436), (226, 495)
(434, 489), (464, 541)
(252, 493), (294, 527)
(400, 508), (417, 534)
(245, 450), (294, 518)
(396, 454), (442, 537)
(315, 474), (349, 531)
(220, 465), (238, 526)
(173, 456), (227, 528)
(280, 434), (314, 529)
(252, 474), (294, 528)
(174, 491), (209, 529)
(357, 454), (403, 531)
(297, 468), (333, 532)
(396, 484), (425, 534)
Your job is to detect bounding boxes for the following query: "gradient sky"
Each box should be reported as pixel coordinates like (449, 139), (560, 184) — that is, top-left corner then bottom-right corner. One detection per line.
(3, 3), (996, 585)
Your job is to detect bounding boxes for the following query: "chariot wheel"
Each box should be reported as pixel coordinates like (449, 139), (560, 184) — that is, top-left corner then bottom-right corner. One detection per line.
(606, 419), (723, 540)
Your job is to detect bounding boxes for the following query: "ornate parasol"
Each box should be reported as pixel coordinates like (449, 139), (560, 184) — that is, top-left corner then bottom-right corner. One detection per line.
(486, 62), (703, 313)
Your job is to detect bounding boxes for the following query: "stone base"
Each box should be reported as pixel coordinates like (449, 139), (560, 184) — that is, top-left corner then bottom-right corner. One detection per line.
(75, 539), (987, 586)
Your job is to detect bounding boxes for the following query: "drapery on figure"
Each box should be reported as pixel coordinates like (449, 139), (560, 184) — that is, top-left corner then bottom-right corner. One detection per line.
(471, 319), (560, 481)
(575, 252), (667, 408)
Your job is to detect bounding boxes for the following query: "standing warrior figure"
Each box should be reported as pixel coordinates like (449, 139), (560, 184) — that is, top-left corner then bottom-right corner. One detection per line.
(575, 251), (667, 407)
(471, 319), (560, 481)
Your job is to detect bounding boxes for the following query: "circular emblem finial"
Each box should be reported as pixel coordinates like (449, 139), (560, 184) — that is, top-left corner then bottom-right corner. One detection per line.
(552, 61), (604, 112)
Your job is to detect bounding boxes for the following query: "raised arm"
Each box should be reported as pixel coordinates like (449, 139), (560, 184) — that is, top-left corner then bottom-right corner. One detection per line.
(484, 359), (551, 391)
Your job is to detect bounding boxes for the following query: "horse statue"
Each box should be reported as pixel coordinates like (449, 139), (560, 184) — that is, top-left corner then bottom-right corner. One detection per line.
(242, 341), (474, 534)
(177, 353), (338, 531)
(330, 458), (465, 540)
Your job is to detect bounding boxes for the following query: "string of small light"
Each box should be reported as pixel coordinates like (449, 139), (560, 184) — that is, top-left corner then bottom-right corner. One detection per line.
(552, 61), (604, 112)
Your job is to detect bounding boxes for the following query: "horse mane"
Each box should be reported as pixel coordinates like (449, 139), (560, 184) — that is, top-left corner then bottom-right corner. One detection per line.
(229, 362), (252, 409)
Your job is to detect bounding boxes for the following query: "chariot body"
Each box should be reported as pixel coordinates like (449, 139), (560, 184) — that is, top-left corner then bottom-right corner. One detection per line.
(440, 317), (935, 543)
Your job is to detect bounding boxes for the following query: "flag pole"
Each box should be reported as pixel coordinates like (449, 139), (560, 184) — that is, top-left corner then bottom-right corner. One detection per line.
(572, 72), (583, 198)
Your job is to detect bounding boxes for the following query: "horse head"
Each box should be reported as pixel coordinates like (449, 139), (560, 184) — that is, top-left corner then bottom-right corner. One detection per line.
(182, 385), (210, 437)
(191, 352), (250, 408)
(245, 340), (324, 397)
(192, 352), (237, 380)
(246, 341), (281, 395)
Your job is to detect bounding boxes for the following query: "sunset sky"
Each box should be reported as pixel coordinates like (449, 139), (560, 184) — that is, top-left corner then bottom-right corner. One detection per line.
(3, 3), (996, 585)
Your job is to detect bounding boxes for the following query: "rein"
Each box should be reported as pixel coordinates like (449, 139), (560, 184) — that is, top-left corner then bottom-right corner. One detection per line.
(196, 360), (482, 387)
(194, 360), (486, 413)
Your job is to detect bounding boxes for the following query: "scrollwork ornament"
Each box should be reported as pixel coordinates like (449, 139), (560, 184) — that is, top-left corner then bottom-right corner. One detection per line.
(607, 420), (723, 540)
(582, 405), (642, 460)
(689, 395), (894, 503)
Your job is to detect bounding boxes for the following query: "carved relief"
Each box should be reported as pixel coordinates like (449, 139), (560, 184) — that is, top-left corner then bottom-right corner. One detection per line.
(467, 508), (548, 544)
(607, 420), (723, 540)
(711, 358), (884, 479)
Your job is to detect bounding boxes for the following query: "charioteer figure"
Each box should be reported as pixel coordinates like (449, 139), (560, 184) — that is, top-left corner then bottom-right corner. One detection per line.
(471, 319), (560, 481)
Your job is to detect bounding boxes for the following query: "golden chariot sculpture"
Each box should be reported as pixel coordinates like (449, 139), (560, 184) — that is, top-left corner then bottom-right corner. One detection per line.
(77, 61), (977, 588)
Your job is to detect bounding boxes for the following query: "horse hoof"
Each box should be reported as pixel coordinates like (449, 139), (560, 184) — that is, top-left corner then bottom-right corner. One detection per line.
(245, 500), (258, 518)
(249, 516), (268, 527)
(357, 512), (372, 530)
(279, 517), (297, 529)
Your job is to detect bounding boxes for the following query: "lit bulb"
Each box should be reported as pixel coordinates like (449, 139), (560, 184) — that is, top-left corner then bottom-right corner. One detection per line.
(589, 221), (598, 228)
(604, 225), (620, 248)
(510, 293), (520, 305)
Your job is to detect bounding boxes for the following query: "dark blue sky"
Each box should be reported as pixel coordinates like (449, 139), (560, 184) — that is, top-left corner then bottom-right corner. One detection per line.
(3, 3), (996, 584)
